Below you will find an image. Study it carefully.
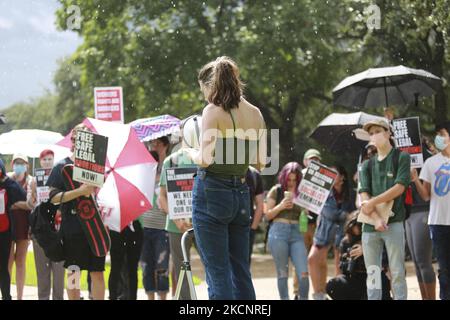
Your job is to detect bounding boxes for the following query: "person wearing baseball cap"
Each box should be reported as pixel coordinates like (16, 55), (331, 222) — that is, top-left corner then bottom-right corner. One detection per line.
(303, 149), (322, 169)
(291, 148), (322, 299)
(7, 152), (34, 300)
(358, 118), (411, 300)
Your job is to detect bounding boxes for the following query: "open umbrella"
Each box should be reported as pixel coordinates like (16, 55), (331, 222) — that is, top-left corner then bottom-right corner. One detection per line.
(129, 114), (181, 142)
(57, 118), (158, 232)
(0, 129), (71, 161)
(310, 112), (386, 153)
(333, 65), (442, 108)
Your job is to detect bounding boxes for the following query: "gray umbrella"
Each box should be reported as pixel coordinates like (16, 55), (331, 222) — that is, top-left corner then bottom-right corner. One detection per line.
(310, 111), (385, 153)
(332, 65), (441, 108)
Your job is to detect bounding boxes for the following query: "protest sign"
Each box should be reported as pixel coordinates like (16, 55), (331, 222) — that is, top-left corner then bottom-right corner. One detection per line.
(73, 130), (108, 188)
(94, 87), (124, 123)
(34, 168), (52, 203)
(294, 161), (338, 214)
(392, 117), (423, 168)
(166, 167), (197, 220)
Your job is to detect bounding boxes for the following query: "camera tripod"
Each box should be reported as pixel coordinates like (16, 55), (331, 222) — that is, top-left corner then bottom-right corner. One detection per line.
(174, 228), (197, 300)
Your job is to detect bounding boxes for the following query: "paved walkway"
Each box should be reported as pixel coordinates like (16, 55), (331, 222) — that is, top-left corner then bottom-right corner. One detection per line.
(10, 253), (435, 300)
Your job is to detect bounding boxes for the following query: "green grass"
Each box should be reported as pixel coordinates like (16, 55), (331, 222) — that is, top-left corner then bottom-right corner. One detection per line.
(11, 252), (201, 291)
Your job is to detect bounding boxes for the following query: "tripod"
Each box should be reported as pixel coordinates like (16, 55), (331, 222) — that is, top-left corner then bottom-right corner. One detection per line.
(174, 228), (197, 300)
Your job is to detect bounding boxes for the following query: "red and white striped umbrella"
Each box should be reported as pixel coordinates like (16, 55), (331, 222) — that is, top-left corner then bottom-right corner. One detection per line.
(57, 118), (157, 231)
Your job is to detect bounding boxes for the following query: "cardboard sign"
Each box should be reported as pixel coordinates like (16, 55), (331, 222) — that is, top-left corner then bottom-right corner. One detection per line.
(34, 168), (52, 203)
(166, 167), (197, 220)
(94, 87), (124, 123)
(73, 130), (108, 188)
(392, 117), (423, 168)
(294, 161), (338, 215)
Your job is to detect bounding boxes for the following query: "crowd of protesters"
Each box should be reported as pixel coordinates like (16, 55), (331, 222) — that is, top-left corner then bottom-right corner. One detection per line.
(1, 56), (450, 301)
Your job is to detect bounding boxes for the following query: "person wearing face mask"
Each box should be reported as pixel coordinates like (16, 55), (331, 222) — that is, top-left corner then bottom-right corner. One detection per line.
(27, 149), (65, 300)
(358, 119), (411, 300)
(412, 121), (450, 300)
(0, 158), (27, 300)
(7, 153), (33, 300)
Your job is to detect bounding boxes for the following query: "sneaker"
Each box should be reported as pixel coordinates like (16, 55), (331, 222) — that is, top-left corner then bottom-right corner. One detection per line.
(312, 292), (327, 300)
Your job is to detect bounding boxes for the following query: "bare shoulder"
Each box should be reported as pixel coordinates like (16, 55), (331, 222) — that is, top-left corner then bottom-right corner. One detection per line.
(242, 99), (264, 127)
(203, 103), (225, 118)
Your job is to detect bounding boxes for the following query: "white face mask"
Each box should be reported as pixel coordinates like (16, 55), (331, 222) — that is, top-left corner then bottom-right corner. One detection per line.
(434, 135), (449, 151)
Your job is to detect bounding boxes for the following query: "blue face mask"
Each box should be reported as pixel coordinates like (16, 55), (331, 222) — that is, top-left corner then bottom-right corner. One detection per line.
(435, 135), (449, 151)
(13, 164), (27, 175)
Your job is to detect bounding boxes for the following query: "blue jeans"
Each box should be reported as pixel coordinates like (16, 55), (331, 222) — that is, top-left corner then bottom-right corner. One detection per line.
(140, 228), (170, 293)
(362, 222), (407, 300)
(268, 222), (309, 300)
(429, 225), (450, 300)
(192, 169), (256, 300)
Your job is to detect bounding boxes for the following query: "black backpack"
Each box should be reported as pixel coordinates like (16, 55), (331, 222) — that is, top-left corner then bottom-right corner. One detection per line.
(29, 194), (65, 262)
(366, 149), (412, 220)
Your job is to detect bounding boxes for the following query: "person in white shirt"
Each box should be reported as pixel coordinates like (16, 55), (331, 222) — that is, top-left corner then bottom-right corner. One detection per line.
(412, 121), (450, 300)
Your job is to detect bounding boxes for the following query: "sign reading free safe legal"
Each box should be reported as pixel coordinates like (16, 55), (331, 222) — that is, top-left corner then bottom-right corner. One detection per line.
(392, 117), (423, 168)
(74, 130), (108, 188)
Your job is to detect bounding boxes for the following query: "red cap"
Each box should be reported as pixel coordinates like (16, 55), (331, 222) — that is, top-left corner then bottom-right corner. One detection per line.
(39, 149), (54, 159)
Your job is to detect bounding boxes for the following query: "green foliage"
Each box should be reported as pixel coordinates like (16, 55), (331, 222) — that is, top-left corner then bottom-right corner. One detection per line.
(2, 0), (450, 184)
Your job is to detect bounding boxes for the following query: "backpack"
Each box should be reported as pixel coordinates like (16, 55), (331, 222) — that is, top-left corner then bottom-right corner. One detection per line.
(29, 193), (65, 262)
(263, 185), (283, 252)
(366, 149), (412, 220)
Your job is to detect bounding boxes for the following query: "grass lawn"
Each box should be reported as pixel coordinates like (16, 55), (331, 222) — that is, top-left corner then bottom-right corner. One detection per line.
(11, 251), (201, 291)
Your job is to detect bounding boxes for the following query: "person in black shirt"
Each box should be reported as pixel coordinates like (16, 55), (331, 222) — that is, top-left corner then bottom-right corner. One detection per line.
(326, 211), (391, 300)
(46, 123), (106, 300)
(0, 158), (26, 300)
(246, 166), (264, 264)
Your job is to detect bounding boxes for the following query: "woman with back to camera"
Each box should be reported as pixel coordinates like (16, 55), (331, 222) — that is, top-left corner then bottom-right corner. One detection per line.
(187, 56), (266, 300)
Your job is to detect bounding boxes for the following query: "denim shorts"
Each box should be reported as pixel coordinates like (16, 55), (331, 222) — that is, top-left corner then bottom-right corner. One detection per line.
(140, 228), (170, 293)
(314, 215), (343, 247)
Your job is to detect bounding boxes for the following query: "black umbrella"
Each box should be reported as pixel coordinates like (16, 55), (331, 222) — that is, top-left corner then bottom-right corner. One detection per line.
(333, 65), (441, 108)
(310, 111), (385, 153)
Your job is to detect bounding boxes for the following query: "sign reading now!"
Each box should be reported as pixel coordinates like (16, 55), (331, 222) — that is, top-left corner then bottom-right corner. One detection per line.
(73, 130), (108, 188)
(94, 87), (124, 123)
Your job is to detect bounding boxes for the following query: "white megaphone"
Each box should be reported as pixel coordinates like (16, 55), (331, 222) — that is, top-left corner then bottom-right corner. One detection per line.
(181, 115), (202, 150)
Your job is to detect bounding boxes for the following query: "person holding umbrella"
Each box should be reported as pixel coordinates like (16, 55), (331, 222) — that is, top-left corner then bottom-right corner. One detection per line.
(358, 118), (411, 300)
(47, 123), (105, 300)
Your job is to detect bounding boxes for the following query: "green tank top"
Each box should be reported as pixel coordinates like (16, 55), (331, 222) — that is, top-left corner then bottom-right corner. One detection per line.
(206, 110), (258, 177)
